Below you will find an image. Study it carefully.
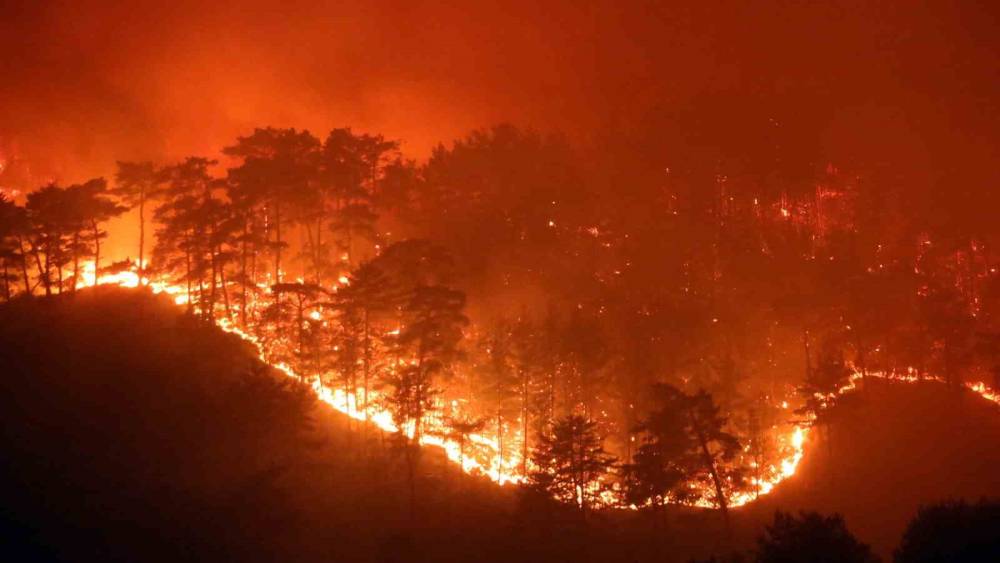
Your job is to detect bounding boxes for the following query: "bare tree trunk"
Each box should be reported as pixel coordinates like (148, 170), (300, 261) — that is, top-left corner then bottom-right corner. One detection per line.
(219, 244), (232, 320)
(692, 414), (731, 538)
(91, 220), (101, 278)
(138, 191), (146, 283)
(198, 271), (206, 320)
(17, 236), (32, 295)
(35, 240), (50, 296)
(55, 251), (63, 294)
(72, 231), (80, 291)
(185, 247), (193, 315)
(315, 217), (323, 284)
(497, 408), (504, 477)
(522, 379), (529, 475)
(209, 240), (218, 317)
(240, 221), (249, 328)
(274, 201), (282, 283)
(295, 295), (305, 380)
(363, 307), (371, 454)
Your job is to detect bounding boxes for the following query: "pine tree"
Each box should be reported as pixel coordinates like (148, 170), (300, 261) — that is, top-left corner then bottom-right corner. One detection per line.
(112, 161), (160, 281)
(529, 414), (616, 514)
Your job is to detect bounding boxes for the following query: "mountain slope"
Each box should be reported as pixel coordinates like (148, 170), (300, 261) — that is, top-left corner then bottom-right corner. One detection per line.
(737, 379), (1000, 556)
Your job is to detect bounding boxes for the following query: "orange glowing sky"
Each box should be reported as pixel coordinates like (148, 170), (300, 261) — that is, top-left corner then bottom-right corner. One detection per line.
(2, 1), (998, 259)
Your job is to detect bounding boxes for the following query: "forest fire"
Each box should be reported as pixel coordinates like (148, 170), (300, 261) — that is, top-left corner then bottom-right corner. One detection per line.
(3, 123), (998, 519)
(215, 314), (527, 485)
(72, 258), (998, 510)
(3, 4), (1000, 561)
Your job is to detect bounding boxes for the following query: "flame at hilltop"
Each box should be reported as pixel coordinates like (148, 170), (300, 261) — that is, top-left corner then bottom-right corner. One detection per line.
(76, 260), (1000, 510)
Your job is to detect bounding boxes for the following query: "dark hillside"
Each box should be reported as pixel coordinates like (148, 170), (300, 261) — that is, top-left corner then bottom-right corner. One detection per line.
(3, 288), (997, 562)
(738, 380), (1000, 557)
(0, 288), (632, 562)
(0, 287), (319, 561)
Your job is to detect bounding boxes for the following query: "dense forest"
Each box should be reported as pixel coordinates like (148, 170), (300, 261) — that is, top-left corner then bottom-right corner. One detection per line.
(2, 122), (1000, 522)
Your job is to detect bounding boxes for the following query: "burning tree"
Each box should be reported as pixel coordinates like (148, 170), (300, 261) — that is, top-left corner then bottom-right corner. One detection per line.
(384, 282), (467, 518)
(224, 127), (321, 285)
(112, 161), (160, 282)
(388, 284), (468, 441)
(152, 157), (233, 318)
(622, 392), (692, 511)
(0, 194), (29, 299)
(267, 282), (326, 375)
(529, 414), (617, 514)
(631, 384), (744, 532)
(321, 128), (397, 269)
(23, 179), (125, 294)
(474, 318), (520, 478)
(333, 261), (394, 439)
(444, 414), (487, 472)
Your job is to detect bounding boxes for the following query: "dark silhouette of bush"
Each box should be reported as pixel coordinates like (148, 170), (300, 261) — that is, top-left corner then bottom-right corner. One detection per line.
(754, 511), (879, 563)
(894, 499), (1000, 563)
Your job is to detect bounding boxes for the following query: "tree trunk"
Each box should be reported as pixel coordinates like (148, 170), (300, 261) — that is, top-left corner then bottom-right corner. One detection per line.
(55, 251), (63, 294)
(209, 239), (218, 318)
(274, 200), (282, 283)
(315, 217), (323, 284)
(17, 236), (32, 295)
(219, 244), (232, 320)
(295, 296), (305, 379)
(522, 379), (529, 475)
(185, 247), (193, 314)
(92, 220), (101, 278)
(240, 218), (249, 327)
(72, 231), (80, 291)
(497, 408), (504, 478)
(35, 239), (50, 296)
(138, 191), (145, 284)
(691, 411), (731, 538)
(362, 308), (372, 455)
(198, 272), (206, 320)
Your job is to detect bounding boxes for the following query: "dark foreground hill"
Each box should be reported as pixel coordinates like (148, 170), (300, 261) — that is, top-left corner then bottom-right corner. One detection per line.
(738, 379), (1000, 557)
(0, 288), (677, 562)
(0, 288), (532, 562)
(1, 288), (997, 562)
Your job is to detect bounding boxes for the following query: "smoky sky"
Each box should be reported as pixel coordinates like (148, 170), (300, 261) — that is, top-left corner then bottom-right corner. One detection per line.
(1, 0), (997, 190)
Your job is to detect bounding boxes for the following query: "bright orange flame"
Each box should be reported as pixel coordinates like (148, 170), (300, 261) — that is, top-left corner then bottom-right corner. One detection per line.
(79, 260), (1000, 509)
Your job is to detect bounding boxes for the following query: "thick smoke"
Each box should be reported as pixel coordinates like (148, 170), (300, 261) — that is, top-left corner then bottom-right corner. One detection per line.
(1, 1), (997, 258)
